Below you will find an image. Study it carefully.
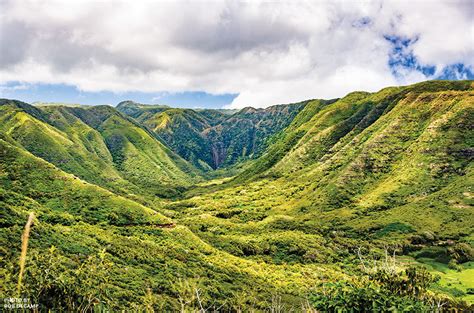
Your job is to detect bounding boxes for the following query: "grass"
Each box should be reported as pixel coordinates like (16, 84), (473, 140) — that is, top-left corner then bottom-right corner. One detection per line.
(417, 258), (474, 303)
(0, 81), (473, 310)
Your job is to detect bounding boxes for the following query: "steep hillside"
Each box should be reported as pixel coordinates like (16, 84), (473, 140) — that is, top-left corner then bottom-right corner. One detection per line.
(1, 81), (473, 311)
(174, 81), (474, 303)
(238, 80), (473, 180)
(205, 102), (307, 168)
(0, 138), (172, 226)
(233, 98), (337, 181)
(0, 100), (200, 198)
(0, 137), (343, 311)
(117, 100), (307, 170)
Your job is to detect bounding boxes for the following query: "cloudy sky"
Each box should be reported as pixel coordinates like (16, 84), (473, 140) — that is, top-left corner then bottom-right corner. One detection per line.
(0, 0), (473, 108)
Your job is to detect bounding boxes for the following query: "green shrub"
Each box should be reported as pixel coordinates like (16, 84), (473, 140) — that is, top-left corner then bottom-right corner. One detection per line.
(309, 266), (470, 312)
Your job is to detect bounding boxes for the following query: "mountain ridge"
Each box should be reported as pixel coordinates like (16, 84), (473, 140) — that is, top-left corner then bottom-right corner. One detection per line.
(1, 80), (473, 311)
(116, 99), (309, 170)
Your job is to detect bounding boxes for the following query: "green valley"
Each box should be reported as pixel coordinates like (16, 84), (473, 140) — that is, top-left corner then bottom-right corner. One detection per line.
(1, 80), (473, 311)
(116, 100), (307, 171)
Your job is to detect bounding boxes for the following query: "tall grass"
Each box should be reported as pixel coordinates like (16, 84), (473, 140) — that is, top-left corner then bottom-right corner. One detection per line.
(17, 212), (34, 296)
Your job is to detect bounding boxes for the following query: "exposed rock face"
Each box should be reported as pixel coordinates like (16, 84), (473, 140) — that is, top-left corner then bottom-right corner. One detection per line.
(211, 142), (226, 169)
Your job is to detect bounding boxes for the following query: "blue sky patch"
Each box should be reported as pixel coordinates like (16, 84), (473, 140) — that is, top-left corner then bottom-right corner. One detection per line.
(385, 35), (473, 81)
(0, 82), (238, 109)
(385, 35), (436, 78)
(437, 63), (474, 80)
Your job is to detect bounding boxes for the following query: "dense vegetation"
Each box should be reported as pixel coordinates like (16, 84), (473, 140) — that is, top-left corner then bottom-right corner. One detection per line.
(1, 80), (473, 311)
(117, 100), (307, 170)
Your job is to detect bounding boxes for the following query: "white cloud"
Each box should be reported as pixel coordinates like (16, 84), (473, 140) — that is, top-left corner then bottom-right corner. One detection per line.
(0, 0), (472, 108)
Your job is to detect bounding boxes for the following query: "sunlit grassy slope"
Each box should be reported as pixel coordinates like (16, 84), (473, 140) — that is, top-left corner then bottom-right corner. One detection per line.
(172, 81), (474, 306)
(178, 81), (473, 245)
(0, 138), (171, 226)
(0, 80), (473, 310)
(0, 100), (201, 199)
